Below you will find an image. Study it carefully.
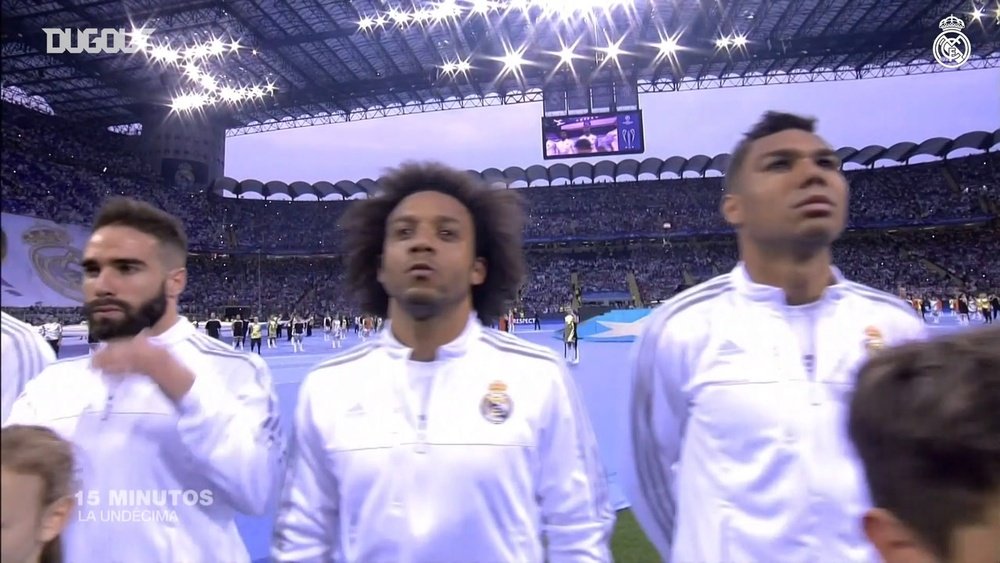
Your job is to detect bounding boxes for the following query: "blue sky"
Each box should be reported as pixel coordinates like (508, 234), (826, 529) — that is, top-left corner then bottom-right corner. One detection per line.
(225, 67), (999, 186)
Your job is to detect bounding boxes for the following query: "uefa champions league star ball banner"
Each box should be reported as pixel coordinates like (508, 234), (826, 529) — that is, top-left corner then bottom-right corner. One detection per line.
(1, 212), (89, 308)
(550, 308), (654, 343)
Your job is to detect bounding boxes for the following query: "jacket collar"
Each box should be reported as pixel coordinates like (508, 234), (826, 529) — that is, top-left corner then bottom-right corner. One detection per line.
(380, 312), (481, 361)
(732, 261), (849, 305)
(147, 316), (194, 346)
(90, 316), (193, 352)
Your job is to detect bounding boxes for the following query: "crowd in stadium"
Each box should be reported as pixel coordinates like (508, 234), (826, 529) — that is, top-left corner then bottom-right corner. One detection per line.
(2, 103), (998, 326)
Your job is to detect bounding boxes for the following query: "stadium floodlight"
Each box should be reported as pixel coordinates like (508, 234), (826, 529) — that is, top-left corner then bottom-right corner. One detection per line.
(501, 48), (527, 72)
(440, 59), (472, 77)
(170, 92), (207, 111)
(208, 38), (226, 55)
(144, 33), (276, 112)
(431, 0), (462, 20)
(412, 10), (435, 23)
(547, 38), (584, 80)
(596, 34), (629, 70)
(358, 16), (375, 31)
(219, 87), (241, 102)
(732, 34), (748, 47)
(471, 0), (501, 15)
(170, 95), (189, 111)
(149, 44), (179, 63)
(389, 9), (411, 25)
(715, 36), (731, 49)
(506, 0), (532, 14)
(532, 0), (634, 16)
(558, 46), (576, 65)
(654, 37), (679, 54)
(599, 37), (626, 61)
(184, 44), (209, 60)
(127, 27), (154, 51)
(199, 73), (218, 91)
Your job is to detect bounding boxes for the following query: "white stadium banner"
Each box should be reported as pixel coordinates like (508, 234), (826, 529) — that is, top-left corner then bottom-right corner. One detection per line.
(1, 212), (89, 307)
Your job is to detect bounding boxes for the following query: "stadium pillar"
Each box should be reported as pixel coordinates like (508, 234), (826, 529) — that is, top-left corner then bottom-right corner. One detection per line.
(137, 107), (226, 193)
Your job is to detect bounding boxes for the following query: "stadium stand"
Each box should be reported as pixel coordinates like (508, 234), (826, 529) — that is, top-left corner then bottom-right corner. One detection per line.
(2, 103), (998, 326)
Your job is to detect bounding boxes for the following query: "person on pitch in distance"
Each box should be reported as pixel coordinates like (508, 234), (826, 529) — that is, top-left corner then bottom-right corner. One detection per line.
(4, 197), (285, 563)
(849, 326), (1000, 563)
(272, 162), (614, 562)
(621, 111), (927, 562)
(0, 228), (56, 425)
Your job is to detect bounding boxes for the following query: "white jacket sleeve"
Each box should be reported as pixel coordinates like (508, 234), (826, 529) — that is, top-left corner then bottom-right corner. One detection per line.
(1, 321), (56, 425)
(536, 360), (615, 562)
(271, 376), (340, 562)
(174, 356), (285, 516)
(620, 316), (690, 562)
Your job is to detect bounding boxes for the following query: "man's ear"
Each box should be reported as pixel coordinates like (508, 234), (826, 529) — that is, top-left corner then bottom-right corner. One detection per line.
(471, 257), (486, 287)
(721, 193), (743, 228)
(38, 496), (74, 543)
(167, 267), (187, 299)
(863, 508), (936, 563)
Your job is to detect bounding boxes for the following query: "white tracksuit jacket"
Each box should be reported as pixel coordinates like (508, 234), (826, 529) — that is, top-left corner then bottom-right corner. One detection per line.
(1, 311), (56, 424)
(5, 318), (285, 563)
(272, 315), (615, 562)
(622, 263), (927, 562)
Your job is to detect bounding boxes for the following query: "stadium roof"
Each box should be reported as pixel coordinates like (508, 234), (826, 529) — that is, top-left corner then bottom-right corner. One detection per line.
(210, 128), (1000, 198)
(2, 1), (998, 135)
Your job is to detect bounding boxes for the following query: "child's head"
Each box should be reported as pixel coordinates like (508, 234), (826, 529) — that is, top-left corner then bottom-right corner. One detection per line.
(1, 425), (76, 563)
(849, 327), (1000, 563)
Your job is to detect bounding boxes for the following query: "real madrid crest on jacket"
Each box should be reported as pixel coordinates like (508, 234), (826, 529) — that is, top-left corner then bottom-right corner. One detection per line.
(273, 313), (614, 562)
(864, 325), (885, 354)
(480, 380), (513, 424)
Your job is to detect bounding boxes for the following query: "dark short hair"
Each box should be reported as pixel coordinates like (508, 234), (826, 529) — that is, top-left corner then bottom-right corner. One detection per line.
(93, 197), (188, 265)
(724, 111), (817, 192)
(848, 326), (1000, 559)
(342, 162), (526, 323)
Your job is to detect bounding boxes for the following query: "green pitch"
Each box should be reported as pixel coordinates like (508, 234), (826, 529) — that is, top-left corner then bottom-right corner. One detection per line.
(611, 509), (658, 562)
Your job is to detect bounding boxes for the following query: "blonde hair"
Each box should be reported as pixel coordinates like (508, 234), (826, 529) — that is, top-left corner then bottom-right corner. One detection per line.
(1, 425), (77, 563)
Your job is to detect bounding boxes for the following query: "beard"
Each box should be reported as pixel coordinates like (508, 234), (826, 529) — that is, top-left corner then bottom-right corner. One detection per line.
(84, 284), (168, 341)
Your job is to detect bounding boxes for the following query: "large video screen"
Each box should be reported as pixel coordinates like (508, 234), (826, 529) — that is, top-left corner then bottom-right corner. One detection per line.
(542, 110), (644, 160)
